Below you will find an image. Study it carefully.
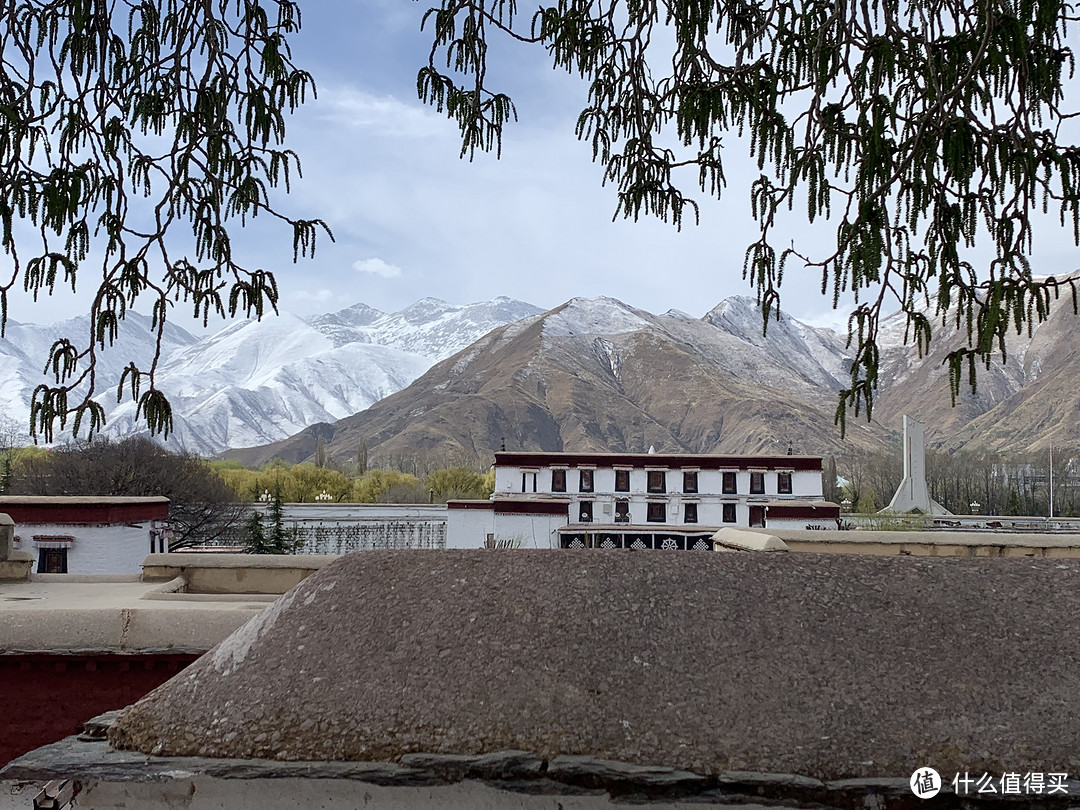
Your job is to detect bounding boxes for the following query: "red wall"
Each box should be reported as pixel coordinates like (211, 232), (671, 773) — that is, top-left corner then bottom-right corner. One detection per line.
(0, 653), (199, 766)
(1, 501), (169, 525)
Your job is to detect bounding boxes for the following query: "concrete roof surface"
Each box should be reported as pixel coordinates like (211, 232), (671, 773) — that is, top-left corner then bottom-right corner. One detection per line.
(763, 528), (1080, 547)
(109, 550), (1080, 780)
(0, 577), (269, 653)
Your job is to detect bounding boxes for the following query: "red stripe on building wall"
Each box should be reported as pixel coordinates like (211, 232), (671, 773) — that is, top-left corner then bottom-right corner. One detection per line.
(0, 500), (169, 525)
(495, 452), (823, 472)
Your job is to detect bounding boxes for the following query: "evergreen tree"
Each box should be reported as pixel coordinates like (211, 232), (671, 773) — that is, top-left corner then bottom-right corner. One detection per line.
(266, 489), (300, 554)
(244, 511), (272, 555)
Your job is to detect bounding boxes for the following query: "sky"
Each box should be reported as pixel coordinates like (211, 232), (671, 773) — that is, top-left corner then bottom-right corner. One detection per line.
(17, 1), (1080, 334)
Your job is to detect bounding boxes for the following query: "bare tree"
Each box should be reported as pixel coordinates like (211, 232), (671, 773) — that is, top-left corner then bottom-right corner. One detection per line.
(9, 437), (245, 549)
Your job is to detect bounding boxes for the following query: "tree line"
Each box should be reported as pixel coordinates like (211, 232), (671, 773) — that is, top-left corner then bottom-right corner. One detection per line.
(5, 433), (1074, 555)
(0, 436), (496, 551)
(831, 448), (1080, 517)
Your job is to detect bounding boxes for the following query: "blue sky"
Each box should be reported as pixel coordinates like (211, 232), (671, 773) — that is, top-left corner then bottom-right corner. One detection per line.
(214, 0), (852, 329)
(25, 1), (1080, 333)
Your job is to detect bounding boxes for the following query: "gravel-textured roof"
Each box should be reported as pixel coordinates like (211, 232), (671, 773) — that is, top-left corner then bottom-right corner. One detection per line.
(110, 550), (1080, 779)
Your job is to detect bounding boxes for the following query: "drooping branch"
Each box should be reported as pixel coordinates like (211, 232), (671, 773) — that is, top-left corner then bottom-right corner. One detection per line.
(0, 0), (332, 441)
(421, 0), (1080, 430)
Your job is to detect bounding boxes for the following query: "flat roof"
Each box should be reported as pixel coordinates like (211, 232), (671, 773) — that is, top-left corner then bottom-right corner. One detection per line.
(0, 576), (269, 654)
(760, 527), (1080, 548)
(496, 452), (822, 471)
(0, 496), (170, 505)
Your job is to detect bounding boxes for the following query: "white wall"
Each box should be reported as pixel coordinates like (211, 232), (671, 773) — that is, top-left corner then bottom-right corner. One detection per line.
(493, 513), (568, 549)
(446, 508), (494, 549)
(14, 523), (154, 575)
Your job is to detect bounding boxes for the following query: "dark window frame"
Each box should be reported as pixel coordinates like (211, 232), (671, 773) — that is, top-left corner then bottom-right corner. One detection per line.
(722, 471), (737, 494)
(646, 501), (667, 523)
(521, 471), (537, 493)
(647, 470), (667, 494)
(614, 499), (630, 523)
(749, 471), (765, 495)
(579, 468), (594, 493)
(37, 547), (68, 574)
(551, 469), (567, 493)
(614, 469), (631, 492)
(579, 500), (593, 523)
(684, 502), (698, 524)
(722, 503), (737, 524)
(777, 471), (793, 495)
(682, 470), (698, 493)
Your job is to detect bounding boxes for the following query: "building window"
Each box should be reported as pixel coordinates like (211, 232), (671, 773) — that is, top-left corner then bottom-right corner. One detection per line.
(579, 469), (594, 493)
(647, 502), (666, 522)
(615, 469), (630, 492)
(722, 503), (737, 523)
(777, 471), (793, 495)
(684, 502), (698, 523)
(750, 471), (765, 494)
(682, 471), (698, 493)
(579, 501), (593, 523)
(551, 469), (566, 492)
(37, 548), (68, 574)
(722, 471), (737, 494)
(522, 471), (537, 493)
(647, 470), (666, 493)
(615, 500), (630, 523)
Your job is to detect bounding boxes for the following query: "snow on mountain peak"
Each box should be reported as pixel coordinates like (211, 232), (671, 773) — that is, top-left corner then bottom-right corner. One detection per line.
(543, 296), (653, 337)
(398, 297), (454, 324)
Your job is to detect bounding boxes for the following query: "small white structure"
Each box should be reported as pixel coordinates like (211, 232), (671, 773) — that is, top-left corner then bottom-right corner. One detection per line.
(712, 528), (790, 552)
(447, 451), (839, 549)
(884, 416), (951, 515)
(4, 496), (170, 575)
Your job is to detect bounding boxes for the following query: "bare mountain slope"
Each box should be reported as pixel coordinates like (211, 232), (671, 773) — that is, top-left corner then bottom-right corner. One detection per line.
(228, 297), (885, 467)
(870, 291), (1080, 449)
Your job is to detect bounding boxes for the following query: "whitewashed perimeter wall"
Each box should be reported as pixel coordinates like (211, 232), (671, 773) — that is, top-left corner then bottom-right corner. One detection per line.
(13, 523), (153, 575)
(445, 509), (494, 549)
(271, 504), (448, 552)
(493, 513), (568, 549)
(767, 518), (837, 531)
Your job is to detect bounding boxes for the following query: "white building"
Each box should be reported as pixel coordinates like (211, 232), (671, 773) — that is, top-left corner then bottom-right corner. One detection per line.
(4, 496), (171, 574)
(447, 451), (839, 549)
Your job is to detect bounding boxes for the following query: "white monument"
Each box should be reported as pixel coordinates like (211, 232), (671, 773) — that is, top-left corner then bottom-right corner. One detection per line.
(884, 416), (951, 515)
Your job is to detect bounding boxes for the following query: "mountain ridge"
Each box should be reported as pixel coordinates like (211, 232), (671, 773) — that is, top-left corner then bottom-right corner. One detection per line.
(225, 293), (1080, 467)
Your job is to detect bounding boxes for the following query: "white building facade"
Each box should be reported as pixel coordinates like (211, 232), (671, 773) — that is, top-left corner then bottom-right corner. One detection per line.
(3, 496), (171, 575)
(447, 452), (839, 549)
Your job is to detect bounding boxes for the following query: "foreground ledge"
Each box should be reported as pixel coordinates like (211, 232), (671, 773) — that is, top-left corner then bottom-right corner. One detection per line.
(8, 731), (1076, 809)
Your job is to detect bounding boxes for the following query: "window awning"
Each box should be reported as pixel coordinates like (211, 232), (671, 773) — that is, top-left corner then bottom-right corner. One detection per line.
(32, 535), (75, 549)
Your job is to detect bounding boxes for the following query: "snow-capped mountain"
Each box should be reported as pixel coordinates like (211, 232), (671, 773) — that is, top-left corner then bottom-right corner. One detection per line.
(234, 295), (886, 466)
(8, 290), (1078, 460)
(231, 293), (1080, 467)
(306, 296), (543, 359)
(0, 311), (198, 434)
(0, 297), (543, 454)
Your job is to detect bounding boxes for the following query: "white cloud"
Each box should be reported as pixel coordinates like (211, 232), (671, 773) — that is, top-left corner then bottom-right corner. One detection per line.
(316, 86), (445, 138)
(352, 257), (403, 278)
(291, 288), (336, 304)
